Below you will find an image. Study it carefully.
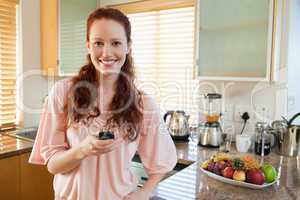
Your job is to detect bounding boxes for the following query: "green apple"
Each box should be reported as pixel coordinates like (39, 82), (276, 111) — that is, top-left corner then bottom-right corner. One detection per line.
(262, 164), (277, 183)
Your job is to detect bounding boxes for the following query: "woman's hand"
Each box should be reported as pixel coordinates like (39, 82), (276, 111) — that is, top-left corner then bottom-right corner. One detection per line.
(78, 135), (123, 158)
(123, 189), (151, 200)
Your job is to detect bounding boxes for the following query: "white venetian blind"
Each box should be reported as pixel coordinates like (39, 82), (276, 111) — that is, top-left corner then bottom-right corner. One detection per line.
(0, 0), (18, 129)
(127, 6), (198, 121)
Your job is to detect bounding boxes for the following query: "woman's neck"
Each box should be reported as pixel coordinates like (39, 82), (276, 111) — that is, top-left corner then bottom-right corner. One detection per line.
(99, 73), (118, 92)
(98, 73), (118, 113)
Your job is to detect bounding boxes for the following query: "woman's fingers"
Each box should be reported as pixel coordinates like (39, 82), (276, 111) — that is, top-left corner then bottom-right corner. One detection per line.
(94, 137), (123, 148)
(90, 137), (124, 154)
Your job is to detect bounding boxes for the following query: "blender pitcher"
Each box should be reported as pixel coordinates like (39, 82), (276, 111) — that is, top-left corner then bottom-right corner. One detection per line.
(199, 93), (223, 147)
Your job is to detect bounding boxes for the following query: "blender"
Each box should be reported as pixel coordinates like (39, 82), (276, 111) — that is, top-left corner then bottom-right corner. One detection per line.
(199, 93), (223, 147)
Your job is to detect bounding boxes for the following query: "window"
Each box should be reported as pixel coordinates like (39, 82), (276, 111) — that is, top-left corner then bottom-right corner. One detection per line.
(111, 0), (198, 121)
(0, 0), (19, 129)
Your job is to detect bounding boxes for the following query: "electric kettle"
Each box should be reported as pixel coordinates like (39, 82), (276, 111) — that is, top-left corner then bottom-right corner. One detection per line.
(272, 112), (300, 157)
(163, 110), (190, 137)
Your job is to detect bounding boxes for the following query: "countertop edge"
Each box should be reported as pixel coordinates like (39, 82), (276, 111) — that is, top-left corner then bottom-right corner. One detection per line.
(0, 147), (33, 159)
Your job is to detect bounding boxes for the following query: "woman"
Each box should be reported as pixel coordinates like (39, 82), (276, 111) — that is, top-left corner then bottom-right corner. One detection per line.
(29, 7), (177, 200)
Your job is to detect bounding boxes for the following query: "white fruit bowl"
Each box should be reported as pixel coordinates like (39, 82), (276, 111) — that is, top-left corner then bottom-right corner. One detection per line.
(200, 167), (278, 189)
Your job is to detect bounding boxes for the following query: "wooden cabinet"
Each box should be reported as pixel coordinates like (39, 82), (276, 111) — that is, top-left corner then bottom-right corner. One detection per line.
(40, 0), (58, 76)
(40, 0), (97, 76)
(20, 153), (54, 200)
(194, 0), (276, 81)
(0, 153), (54, 200)
(0, 156), (20, 200)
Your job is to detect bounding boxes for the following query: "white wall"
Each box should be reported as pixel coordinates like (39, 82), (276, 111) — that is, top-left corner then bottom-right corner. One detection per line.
(19, 0), (53, 127)
(287, 0), (300, 124)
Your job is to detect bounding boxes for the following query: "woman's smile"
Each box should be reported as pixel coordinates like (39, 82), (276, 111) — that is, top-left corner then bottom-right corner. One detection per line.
(99, 58), (119, 68)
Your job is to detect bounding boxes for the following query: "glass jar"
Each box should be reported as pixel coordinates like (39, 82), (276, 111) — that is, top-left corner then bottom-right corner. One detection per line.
(254, 122), (271, 156)
(204, 93), (222, 123)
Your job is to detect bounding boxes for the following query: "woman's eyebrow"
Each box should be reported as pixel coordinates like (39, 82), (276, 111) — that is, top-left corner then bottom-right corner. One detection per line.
(91, 37), (103, 40)
(111, 38), (122, 41)
(92, 37), (123, 41)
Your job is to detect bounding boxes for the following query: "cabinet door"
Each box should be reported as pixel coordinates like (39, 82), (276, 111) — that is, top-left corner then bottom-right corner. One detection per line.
(195, 0), (275, 81)
(40, 0), (97, 76)
(59, 0), (97, 75)
(40, 0), (58, 76)
(20, 153), (54, 200)
(0, 156), (20, 200)
(130, 161), (148, 185)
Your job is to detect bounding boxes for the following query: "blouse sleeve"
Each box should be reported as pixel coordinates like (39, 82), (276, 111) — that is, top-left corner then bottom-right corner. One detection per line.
(28, 80), (70, 165)
(137, 95), (177, 175)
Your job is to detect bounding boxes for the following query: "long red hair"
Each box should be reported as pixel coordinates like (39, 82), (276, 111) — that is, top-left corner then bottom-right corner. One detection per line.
(65, 8), (143, 141)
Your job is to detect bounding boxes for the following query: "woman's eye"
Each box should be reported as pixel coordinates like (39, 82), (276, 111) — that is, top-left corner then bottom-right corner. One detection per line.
(94, 42), (103, 47)
(112, 41), (121, 46)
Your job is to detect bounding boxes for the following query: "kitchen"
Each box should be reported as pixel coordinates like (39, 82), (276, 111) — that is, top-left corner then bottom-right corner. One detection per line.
(0, 0), (299, 199)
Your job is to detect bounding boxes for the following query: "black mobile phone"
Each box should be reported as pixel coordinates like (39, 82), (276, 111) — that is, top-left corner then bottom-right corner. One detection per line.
(98, 131), (115, 140)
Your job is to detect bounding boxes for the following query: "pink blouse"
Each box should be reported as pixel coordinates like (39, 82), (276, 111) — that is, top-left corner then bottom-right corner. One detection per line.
(29, 78), (177, 200)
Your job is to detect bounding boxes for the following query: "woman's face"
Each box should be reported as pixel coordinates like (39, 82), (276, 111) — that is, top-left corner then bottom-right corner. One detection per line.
(87, 18), (131, 76)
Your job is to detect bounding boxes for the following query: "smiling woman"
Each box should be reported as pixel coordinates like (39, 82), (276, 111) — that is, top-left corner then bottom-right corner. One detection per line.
(29, 7), (177, 200)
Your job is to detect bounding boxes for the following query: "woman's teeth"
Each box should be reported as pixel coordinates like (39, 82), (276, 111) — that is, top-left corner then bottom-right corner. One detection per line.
(100, 59), (116, 65)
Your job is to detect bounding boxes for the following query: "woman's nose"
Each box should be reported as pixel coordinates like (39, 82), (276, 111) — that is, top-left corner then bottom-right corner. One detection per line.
(102, 44), (112, 56)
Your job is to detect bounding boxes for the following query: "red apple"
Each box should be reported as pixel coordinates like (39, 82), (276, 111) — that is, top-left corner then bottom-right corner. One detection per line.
(222, 167), (234, 179)
(246, 169), (265, 185)
(233, 170), (246, 181)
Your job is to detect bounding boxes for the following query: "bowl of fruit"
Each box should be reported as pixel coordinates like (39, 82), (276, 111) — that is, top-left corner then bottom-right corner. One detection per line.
(200, 153), (278, 189)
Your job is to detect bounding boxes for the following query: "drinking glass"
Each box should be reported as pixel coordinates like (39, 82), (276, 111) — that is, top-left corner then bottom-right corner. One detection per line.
(235, 134), (252, 153)
(189, 124), (200, 153)
(219, 132), (232, 152)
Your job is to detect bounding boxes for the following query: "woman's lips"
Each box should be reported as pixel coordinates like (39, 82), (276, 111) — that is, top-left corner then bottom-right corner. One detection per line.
(99, 59), (117, 67)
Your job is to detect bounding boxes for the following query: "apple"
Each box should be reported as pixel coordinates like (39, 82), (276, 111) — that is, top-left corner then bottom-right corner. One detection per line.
(246, 169), (265, 185)
(222, 167), (234, 179)
(262, 164), (277, 183)
(233, 170), (246, 181)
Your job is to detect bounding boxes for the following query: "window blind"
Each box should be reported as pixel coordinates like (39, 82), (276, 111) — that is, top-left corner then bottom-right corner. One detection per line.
(127, 6), (198, 122)
(0, 0), (19, 129)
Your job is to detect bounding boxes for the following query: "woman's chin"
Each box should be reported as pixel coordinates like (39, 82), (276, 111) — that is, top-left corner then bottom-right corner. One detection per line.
(95, 65), (119, 75)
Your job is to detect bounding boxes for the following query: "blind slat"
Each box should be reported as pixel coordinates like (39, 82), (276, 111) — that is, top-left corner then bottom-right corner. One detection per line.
(0, 0), (17, 128)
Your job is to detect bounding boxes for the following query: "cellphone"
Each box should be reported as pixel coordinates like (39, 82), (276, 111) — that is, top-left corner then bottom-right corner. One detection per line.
(98, 131), (115, 140)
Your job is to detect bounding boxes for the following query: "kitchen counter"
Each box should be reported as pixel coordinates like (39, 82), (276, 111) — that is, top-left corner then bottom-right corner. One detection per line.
(0, 133), (33, 159)
(152, 142), (300, 200)
(1, 133), (299, 200)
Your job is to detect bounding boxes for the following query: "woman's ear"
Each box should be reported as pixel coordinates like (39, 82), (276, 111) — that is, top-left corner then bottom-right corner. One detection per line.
(127, 41), (132, 54)
(86, 41), (91, 54)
